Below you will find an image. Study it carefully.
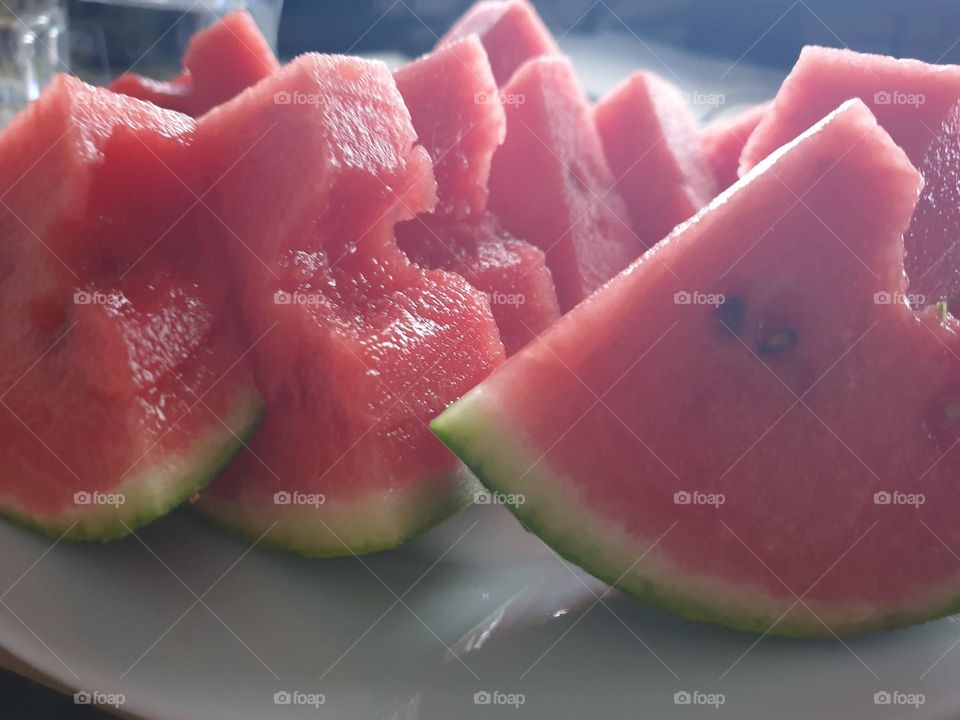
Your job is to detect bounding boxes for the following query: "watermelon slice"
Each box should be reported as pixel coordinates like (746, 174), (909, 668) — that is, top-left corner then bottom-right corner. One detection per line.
(191, 54), (504, 556)
(434, 99), (960, 636)
(700, 101), (769, 189)
(0, 75), (261, 540)
(395, 36), (505, 222)
(740, 46), (960, 174)
(438, 0), (559, 86)
(595, 71), (718, 249)
(394, 36), (560, 354)
(740, 47), (960, 312)
(904, 100), (960, 310)
(489, 56), (642, 312)
(109, 11), (278, 117)
(398, 215), (560, 354)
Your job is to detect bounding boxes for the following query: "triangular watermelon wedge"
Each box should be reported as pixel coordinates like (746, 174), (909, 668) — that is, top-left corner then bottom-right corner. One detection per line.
(0, 76), (262, 540)
(191, 54), (504, 556)
(595, 71), (718, 249)
(109, 11), (278, 117)
(438, 0), (558, 86)
(435, 100), (960, 636)
(394, 36), (561, 354)
(394, 36), (505, 222)
(740, 46), (960, 173)
(738, 47), (960, 313)
(489, 56), (642, 312)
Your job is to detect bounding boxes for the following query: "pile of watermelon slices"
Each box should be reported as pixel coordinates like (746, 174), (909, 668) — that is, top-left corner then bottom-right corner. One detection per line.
(5, 1), (960, 637)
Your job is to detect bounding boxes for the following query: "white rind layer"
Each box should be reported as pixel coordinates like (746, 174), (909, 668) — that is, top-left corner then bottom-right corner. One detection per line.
(195, 463), (481, 557)
(0, 387), (263, 541)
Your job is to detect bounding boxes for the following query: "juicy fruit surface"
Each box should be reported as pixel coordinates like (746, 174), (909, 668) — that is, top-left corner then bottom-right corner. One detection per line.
(0, 76), (260, 537)
(193, 54), (504, 555)
(398, 215), (560, 355)
(109, 11), (278, 117)
(395, 36), (505, 221)
(436, 100), (960, 635)
(740, 46), (960, 174)
(108, 74), (191, 116)
(700, 101), (769, 189)
(903, 100), (960, 310)
(741, 46), (960, 315)
(489, 57), (642, 312)
(395, 36), (560, 354)
(438, 0), (558, 86)
(595, 71), (718, 249)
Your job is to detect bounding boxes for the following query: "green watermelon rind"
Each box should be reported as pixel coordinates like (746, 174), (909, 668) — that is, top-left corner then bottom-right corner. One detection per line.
(432, 395), (960, 637)
(194, 463), (482, 558)
(0, 388), (265, 542)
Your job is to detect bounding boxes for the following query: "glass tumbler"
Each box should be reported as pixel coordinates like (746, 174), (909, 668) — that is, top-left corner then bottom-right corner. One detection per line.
(0, 0), (68, 125)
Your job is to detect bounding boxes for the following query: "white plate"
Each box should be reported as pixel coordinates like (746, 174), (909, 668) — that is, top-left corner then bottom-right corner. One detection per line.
(4, 30), (955, 720)
(3, 504), (960, 719)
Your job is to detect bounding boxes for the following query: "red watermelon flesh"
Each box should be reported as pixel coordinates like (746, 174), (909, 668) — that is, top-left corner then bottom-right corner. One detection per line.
(191, 54), (504, 556)
(436, 99), (960, 636)
(740, 46), (960, 175)
(740, 47), (960, 313)
(397, 215), (560, 354)
(595, 71), (718, 250)
(438, 0), (558, 86)
(394, 36), (560, 353)
(489, 56), (642, 312)
(0, 75), (261, 539)
(395, 36), (505, 221)
(700, 101), (769, 189)
(109, 70), (191, 115)
(903, 100), (960, 310)
(109, 11), (278, 117)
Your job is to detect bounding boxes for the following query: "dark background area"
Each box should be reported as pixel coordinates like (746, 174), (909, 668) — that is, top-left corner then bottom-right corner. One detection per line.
(8, 0), (960, 717)
(277, 0), (960, 66)
(67, 0), (960, 71)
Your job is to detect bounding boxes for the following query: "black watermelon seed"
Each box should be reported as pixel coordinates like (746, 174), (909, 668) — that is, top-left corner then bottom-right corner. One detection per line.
(716, 297), (745, 336)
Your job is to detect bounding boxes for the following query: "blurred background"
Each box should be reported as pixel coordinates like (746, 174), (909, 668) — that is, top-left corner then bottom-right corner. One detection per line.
(281, 0), (960, 64)
(67, 0), (960, 70)
(3, 0), (960, 716)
